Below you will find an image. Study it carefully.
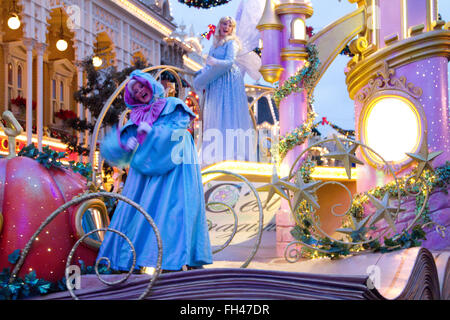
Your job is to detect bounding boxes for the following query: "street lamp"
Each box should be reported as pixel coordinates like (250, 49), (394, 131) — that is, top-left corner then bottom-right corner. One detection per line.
(56, 8), (68, 52)
(56, 38), (68, 52)
(7, 1), (21, 30)
(92, 39), (103, 67)
(92, 55), (103, 67)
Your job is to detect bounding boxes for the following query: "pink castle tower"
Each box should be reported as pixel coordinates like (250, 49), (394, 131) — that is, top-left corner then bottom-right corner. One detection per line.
(258, 0), (450, 255)
(345, 0), (449, 192)
(258, 0), (314, 257)
(344, 0), (449, 249)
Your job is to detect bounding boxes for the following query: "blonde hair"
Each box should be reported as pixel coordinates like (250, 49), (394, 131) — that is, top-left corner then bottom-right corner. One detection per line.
(213, 16), (241, 49)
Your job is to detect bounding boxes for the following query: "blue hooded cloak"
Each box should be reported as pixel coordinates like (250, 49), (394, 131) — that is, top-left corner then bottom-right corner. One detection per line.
(97, 70), (212, 271)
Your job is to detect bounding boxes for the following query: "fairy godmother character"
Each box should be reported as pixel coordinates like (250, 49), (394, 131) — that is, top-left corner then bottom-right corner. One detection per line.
(98, 69), (213, 272)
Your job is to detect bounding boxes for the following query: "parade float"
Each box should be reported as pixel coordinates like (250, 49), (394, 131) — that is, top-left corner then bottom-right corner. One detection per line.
(0, 0), (448, 300)
(0, 111), (105, 294)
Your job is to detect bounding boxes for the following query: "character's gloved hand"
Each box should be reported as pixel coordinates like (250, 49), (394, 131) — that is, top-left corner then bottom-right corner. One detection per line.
(125, 136), (138, 151)
(137, 121), (152, 135)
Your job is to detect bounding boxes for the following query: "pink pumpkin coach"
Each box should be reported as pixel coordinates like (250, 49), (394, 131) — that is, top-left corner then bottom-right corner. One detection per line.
(0, 155), (109, 282)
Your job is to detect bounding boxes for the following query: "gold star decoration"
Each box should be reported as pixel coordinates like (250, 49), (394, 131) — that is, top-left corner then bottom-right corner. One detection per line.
(322, 135), (364, 179)
(278, 174), (302, 193)
(336, 215), (371, 241)
(406, 134), (443, 179)
(282, 170), (321, 212)
(367, 193), (404, 233)
(256, 165), (292, 206)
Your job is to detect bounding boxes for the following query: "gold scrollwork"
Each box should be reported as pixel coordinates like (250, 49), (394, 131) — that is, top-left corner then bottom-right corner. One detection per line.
(355, 62), (423, 104)
(0, 211), (3, 234)
(346, 30), (450, 99)
(349, 36), (369, 55)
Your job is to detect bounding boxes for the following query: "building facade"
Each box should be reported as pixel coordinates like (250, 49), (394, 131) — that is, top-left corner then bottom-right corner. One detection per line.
(0, 0), (199, 156)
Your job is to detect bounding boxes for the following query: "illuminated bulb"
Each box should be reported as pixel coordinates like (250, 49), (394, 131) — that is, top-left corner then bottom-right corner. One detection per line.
(141, 267), (155, 275)
(8, 14), (21, 30)
(92, 56), (103, 67)
(56, 39), (68, 51)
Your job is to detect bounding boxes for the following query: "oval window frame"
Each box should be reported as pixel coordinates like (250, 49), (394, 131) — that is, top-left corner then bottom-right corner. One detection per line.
(359, 91), (426, 168)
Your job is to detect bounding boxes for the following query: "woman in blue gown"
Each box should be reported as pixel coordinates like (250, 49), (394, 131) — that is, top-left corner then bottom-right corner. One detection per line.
(194, 16), (254, 165)
(98, 70), (213, 272)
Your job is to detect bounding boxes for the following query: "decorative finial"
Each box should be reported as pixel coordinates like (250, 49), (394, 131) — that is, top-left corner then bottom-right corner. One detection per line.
(257, 0), (283, 31)
(0, 111), (23, 159)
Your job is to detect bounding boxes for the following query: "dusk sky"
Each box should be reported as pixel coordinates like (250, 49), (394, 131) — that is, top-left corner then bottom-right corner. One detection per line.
(169, 0), (450, 136)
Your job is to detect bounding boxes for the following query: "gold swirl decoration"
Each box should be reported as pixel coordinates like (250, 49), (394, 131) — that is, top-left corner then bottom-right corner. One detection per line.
(74, 199), (110, 250)
(349, 37), (369, 55)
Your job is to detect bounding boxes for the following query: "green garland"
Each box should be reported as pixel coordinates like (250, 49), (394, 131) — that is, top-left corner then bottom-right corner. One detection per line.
(273, 44), (320, 106)
(0, 250), (111, 300)
(18, 143), (92, 180)
(290, 161), (450, 260)
(271, 111), (319, 163)
(270, 44), (321, 163)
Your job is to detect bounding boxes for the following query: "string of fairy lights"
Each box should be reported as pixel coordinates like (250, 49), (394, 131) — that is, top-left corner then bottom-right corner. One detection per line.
(292, 161), (449, 260)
